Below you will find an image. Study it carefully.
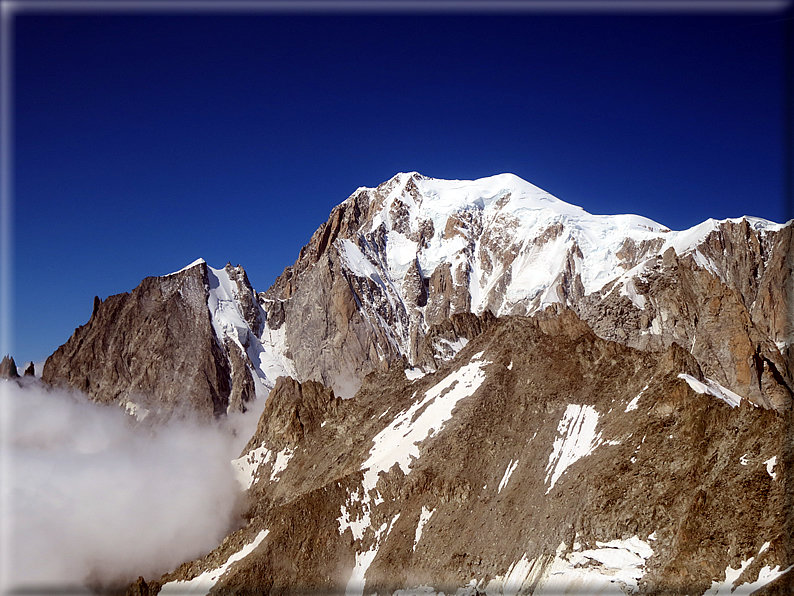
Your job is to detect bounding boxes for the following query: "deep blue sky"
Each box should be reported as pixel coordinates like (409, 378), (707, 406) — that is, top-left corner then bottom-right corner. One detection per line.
(9, 4), (793, 365)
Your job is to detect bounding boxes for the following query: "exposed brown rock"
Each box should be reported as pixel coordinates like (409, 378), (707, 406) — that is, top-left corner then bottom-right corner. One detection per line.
(413, 310), (497, 370)
(153, 310), (792, 595)
(576, 224), (793, 412)
(125, 576), (159, 596)
(275, 247), (405, 398)
(244, 376), (341, 453)
(0, 354), (19, 379)
(41, 262), (253, 421)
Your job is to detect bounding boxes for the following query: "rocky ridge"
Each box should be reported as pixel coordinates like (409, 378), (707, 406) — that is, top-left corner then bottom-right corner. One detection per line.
(43, 173), (792, 415)
(42, 259), (271, 422)
(149, 310), (794, 596)
(260, 173), (792, 406)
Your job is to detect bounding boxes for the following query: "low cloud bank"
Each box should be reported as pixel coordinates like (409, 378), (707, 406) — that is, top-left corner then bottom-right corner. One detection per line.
(1, 378), (264, 592)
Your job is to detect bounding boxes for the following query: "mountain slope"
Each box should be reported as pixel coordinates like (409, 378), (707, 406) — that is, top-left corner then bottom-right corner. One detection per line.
(32, 172), (794, 594)
(150, 310), (793, 595)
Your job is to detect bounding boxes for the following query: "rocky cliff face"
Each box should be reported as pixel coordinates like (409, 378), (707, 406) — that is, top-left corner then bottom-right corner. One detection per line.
(149, 310), (793, 595)
(42, 260), (265, 421)
(578, 221), (793, 412)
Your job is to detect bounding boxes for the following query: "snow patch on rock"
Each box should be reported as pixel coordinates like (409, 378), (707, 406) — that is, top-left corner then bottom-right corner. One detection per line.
(625, 383), (649, 413)
(270, 447), (295, 481)
(361, 352), (490, 494)
(337, 489), (370, 542)
(764, 456), (777, 480)
(678, 373), (746, 408)
(532, 536), (654, 595)
(498, 459), (520, 493)
(345, 513), (400, 596)
(159, 529), (269, 596)
(545, 404), (602, 494)
(231, 445), (272, 490)
(703, 541), (792, 595)
(485, 554), (545, 596)
(165, 257), (206, 276)
(123, 400), (150, 422)
(413, 506), (434, 551)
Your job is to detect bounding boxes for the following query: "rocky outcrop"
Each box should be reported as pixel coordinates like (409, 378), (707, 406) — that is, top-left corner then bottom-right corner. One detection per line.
(42, 261), (258, 422)
(149, 310), (793, 595)
(0, 354), (19, 378)
(412, 310), (498, 369)
(267, 247), (405, 399)
(576, 223), (793, 411)
(244, 376), (341, 453)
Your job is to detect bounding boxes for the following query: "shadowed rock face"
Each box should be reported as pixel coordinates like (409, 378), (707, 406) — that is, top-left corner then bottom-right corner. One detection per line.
(42, 261), (255, 422)
(152, 310), (793, 596)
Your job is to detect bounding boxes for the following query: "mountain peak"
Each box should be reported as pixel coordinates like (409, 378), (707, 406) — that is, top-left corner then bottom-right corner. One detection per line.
(166, 257), (207, 276)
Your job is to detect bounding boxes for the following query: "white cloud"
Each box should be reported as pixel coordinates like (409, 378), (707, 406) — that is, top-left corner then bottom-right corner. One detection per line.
(1, 378), (261, 592)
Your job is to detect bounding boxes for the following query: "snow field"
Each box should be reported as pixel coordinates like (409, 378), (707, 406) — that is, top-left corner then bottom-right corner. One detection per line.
(206, 266), (253, 356)
(405, 367), (427, 380)
(351, 173), (786, 348)
(355, 172), (678, 326)
(485, 535), (655, 596)
(206, 265), (292, 393)
(166, 259), (287, 395)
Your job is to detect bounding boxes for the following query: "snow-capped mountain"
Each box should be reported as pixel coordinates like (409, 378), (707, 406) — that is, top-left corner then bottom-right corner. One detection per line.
(32, 172), (794, 594)
(43, 172), (792, 417)
(260, 172), (791, 406)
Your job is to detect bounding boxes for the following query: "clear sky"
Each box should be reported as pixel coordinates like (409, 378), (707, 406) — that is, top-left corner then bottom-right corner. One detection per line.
(6, 1), (793, 366)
